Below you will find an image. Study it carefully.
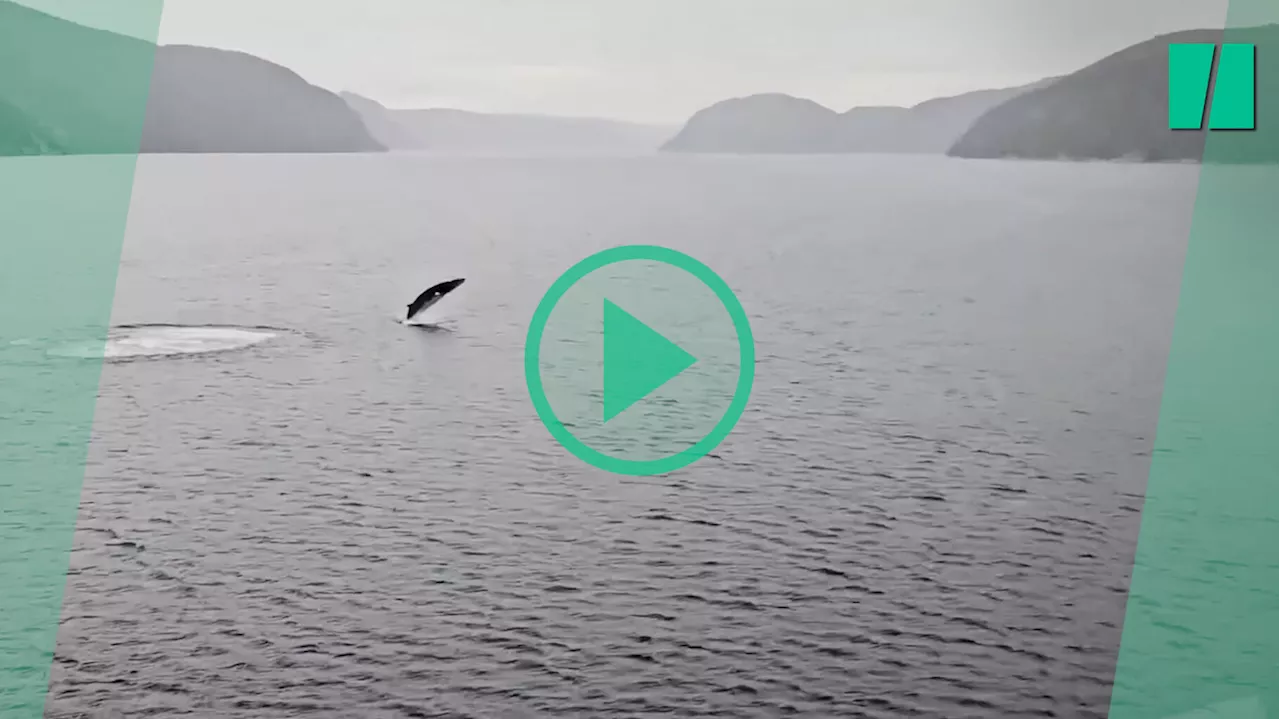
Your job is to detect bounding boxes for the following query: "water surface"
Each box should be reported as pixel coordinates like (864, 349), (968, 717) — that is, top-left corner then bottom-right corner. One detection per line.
(50, 153), (1198, 718)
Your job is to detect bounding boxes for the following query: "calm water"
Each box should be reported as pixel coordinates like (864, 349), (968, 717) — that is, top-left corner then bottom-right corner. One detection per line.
(49, 153), (1199, 718)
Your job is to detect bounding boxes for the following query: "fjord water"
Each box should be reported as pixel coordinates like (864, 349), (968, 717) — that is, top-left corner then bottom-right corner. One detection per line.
(50, 153), (1197, 718)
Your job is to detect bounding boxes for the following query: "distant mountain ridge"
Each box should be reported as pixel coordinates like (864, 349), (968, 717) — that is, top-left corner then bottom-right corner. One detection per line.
(339, 92), (423, 150)
(340, 92), (676, 153)
(3, 0), (1272, 163)
(0, 98), (65, 155)
(0, 0), (382, 155)
(949, 23), (1278, 162)
(661, 81), (1052, 155)
(142, 44), (383, 153)
(661, 23), (1276, 163)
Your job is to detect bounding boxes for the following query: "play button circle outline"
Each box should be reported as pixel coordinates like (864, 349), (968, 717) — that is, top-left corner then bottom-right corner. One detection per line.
(524, 245), (755, 476)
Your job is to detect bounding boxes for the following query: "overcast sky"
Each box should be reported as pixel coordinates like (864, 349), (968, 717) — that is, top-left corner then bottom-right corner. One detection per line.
(28, 0), (1236, 124)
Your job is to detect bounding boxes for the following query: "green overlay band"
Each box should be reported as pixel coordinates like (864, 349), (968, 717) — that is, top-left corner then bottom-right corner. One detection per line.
(0, 2), (163, 716)
(1109, 1), (1278, 717)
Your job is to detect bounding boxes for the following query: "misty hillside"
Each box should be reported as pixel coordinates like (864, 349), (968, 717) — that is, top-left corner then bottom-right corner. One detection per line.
(339, 91), (423, 150)
(0, 98), (65, 155)
(0, 0), (382, 155)
(660, 94), (842, 153)
(0, 0), (156, 154)
(142, 45), (383, 153)
(661, 82), (1048, 154)
(339, 93), (676, 153)
(949, 24), (1278, 162)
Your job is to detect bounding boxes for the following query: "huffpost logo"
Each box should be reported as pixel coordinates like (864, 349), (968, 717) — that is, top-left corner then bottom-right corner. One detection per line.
(1168, 43), (1257, 130)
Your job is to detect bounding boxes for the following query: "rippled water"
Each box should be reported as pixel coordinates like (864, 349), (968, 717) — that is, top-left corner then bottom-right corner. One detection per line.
(49, 154), (1199, 718)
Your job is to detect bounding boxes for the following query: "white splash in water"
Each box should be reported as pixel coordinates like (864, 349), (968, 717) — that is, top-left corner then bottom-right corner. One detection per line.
(48, 325), (277, 360)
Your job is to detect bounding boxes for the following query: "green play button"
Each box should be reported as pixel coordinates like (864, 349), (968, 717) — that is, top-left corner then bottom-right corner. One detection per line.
(602, 299), (697, 423)
(525, 245), (754, 476)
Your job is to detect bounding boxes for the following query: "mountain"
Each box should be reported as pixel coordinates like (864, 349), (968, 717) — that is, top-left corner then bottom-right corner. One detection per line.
(339, 91), (423, 150)
(337, 94), (675, 153)
(660, 94), (842, 153)
(661, 82), (1048, 154)
(949, 24), (1278, 162)
(141, 45), (383, 153)
(0, 0), (155, 154)
(882, 83), (1058, 152)
(0, 98), (66, 155)
(0, 1), (382, 155)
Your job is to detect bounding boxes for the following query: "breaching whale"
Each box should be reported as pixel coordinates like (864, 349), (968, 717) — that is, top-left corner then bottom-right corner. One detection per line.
(406, 278), (465, 322)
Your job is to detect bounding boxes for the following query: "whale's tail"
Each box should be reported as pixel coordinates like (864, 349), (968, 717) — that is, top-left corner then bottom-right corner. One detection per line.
(406, 278), (465, 321)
